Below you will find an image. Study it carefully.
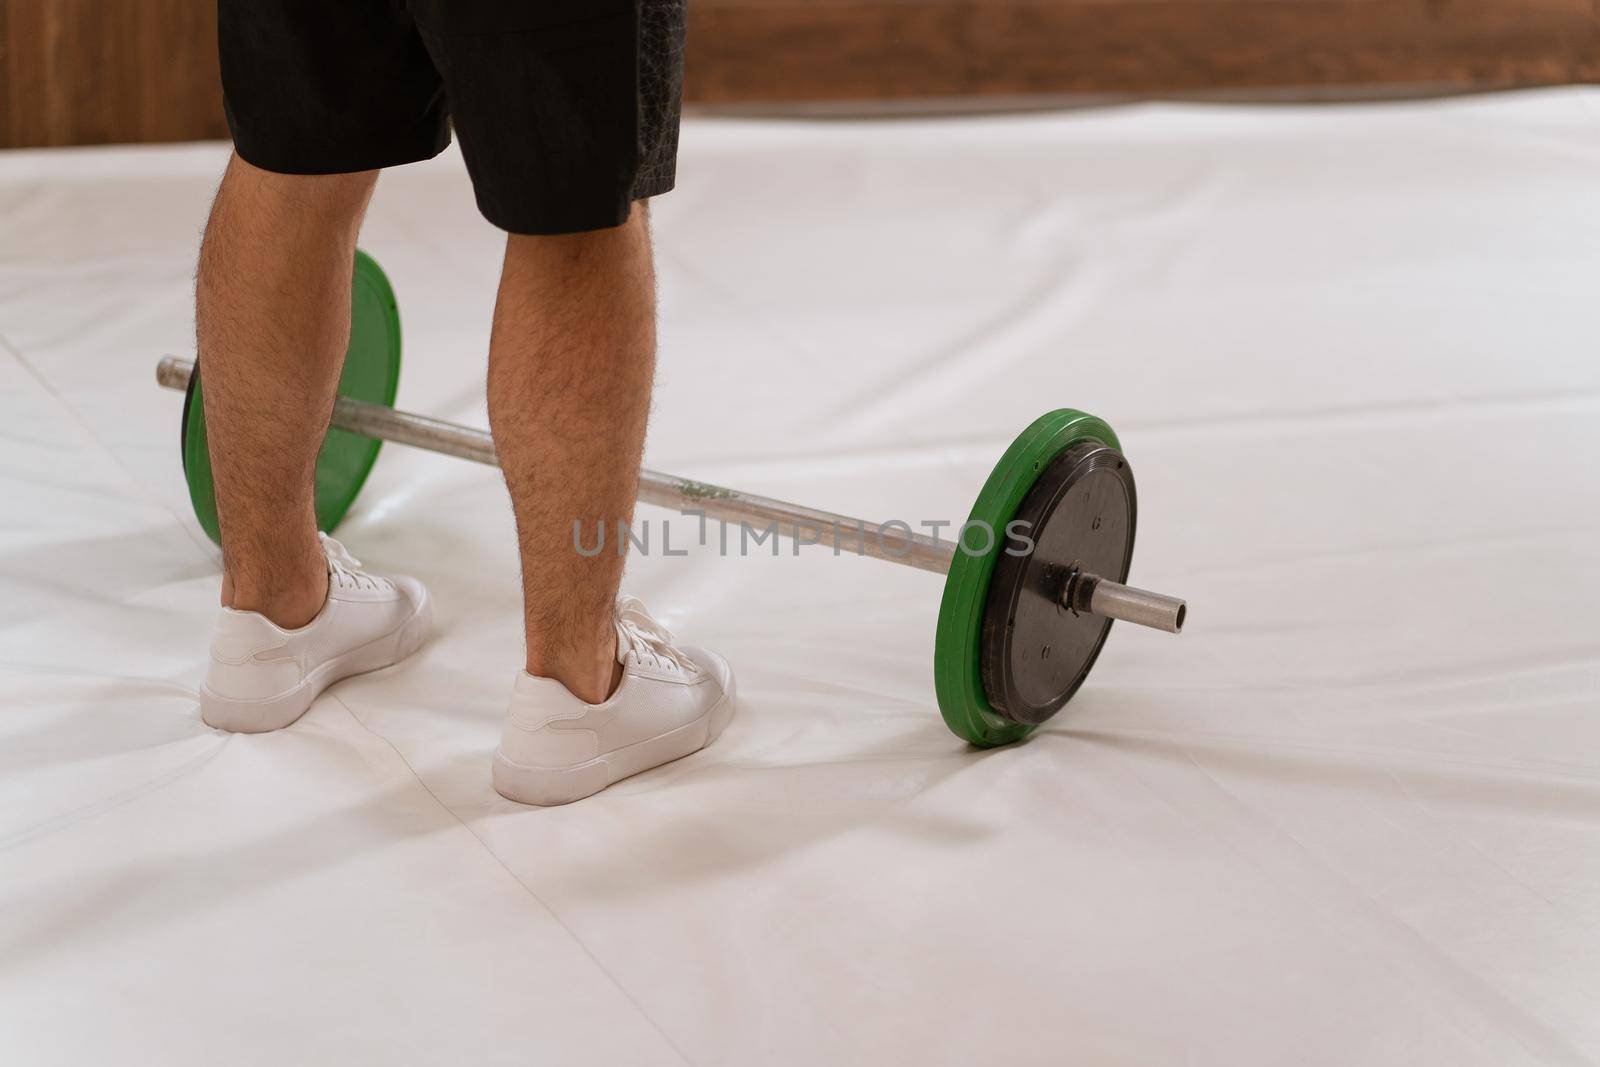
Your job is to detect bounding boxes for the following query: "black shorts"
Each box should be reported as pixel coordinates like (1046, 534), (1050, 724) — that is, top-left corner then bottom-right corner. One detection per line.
(218, 0), (685, 235)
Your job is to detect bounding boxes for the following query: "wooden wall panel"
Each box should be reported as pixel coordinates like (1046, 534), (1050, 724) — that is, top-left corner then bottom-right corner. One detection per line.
(2, 0), (1597, 148)
(2, 0), (228, 148)
(684, 0), (1600, 105)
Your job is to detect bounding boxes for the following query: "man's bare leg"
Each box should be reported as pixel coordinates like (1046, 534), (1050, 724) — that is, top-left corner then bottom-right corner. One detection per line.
(487, 207), (656, 704)
(194, 156), (430, 733)
(488, 205), (736, 804)
(196, 155), (379, 628)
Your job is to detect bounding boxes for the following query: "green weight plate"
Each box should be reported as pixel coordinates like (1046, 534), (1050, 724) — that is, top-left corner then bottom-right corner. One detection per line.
(182, 250), (401, 545)
(934, 409), (1122, 747)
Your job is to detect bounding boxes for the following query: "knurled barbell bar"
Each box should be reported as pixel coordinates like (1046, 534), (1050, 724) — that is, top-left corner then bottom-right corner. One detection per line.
(157, 252), (1185, 747)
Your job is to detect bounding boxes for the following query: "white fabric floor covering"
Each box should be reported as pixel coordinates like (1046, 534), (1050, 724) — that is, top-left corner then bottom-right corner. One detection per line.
(3, 88), (1599, 1065)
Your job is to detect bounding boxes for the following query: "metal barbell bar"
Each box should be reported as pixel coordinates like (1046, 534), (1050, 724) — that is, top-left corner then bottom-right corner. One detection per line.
(157, 356), (1185, 633)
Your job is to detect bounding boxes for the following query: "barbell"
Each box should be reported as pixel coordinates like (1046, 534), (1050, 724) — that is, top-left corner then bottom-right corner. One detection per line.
(158, 252), (1185, 747)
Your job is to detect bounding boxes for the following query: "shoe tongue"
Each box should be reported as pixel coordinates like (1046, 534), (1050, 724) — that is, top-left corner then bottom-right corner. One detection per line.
(617, 616), (669, 663)
(614, 602), (657, 662)
(612, 597), (697, 675)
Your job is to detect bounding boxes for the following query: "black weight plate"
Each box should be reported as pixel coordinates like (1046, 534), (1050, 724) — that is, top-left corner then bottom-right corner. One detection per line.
(979, 442), (1136, 726)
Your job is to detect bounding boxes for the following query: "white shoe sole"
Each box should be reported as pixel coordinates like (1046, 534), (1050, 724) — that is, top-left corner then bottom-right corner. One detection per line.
(492, 687), (735, 806)
(200, 592), (433, 734)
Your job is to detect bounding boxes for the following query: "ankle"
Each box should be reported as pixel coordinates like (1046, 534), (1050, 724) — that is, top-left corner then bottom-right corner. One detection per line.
(223, 568), (329, 630)
(527, 641), (621, 705)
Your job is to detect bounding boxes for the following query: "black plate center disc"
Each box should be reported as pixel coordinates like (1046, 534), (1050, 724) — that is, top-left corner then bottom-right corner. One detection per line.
(979, 442), (1136, 726)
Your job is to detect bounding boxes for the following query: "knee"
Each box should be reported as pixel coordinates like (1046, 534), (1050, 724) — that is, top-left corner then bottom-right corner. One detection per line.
(503, 203), (652, 275)
(223, 153), (379, 226)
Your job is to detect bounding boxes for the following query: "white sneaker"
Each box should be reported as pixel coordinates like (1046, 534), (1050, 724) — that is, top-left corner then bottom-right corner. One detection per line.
(492, 596), (736, 805)
(199, 534), (432, 733)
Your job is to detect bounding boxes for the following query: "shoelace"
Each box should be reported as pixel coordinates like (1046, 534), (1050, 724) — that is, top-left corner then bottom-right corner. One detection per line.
(320, 533), (389, 592)
(614, 595), (699, 675)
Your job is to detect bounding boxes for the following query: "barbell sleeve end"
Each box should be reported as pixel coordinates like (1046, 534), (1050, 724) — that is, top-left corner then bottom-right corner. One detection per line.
(1067, 573), (1187, 633)
(157, 355), (192, 391)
